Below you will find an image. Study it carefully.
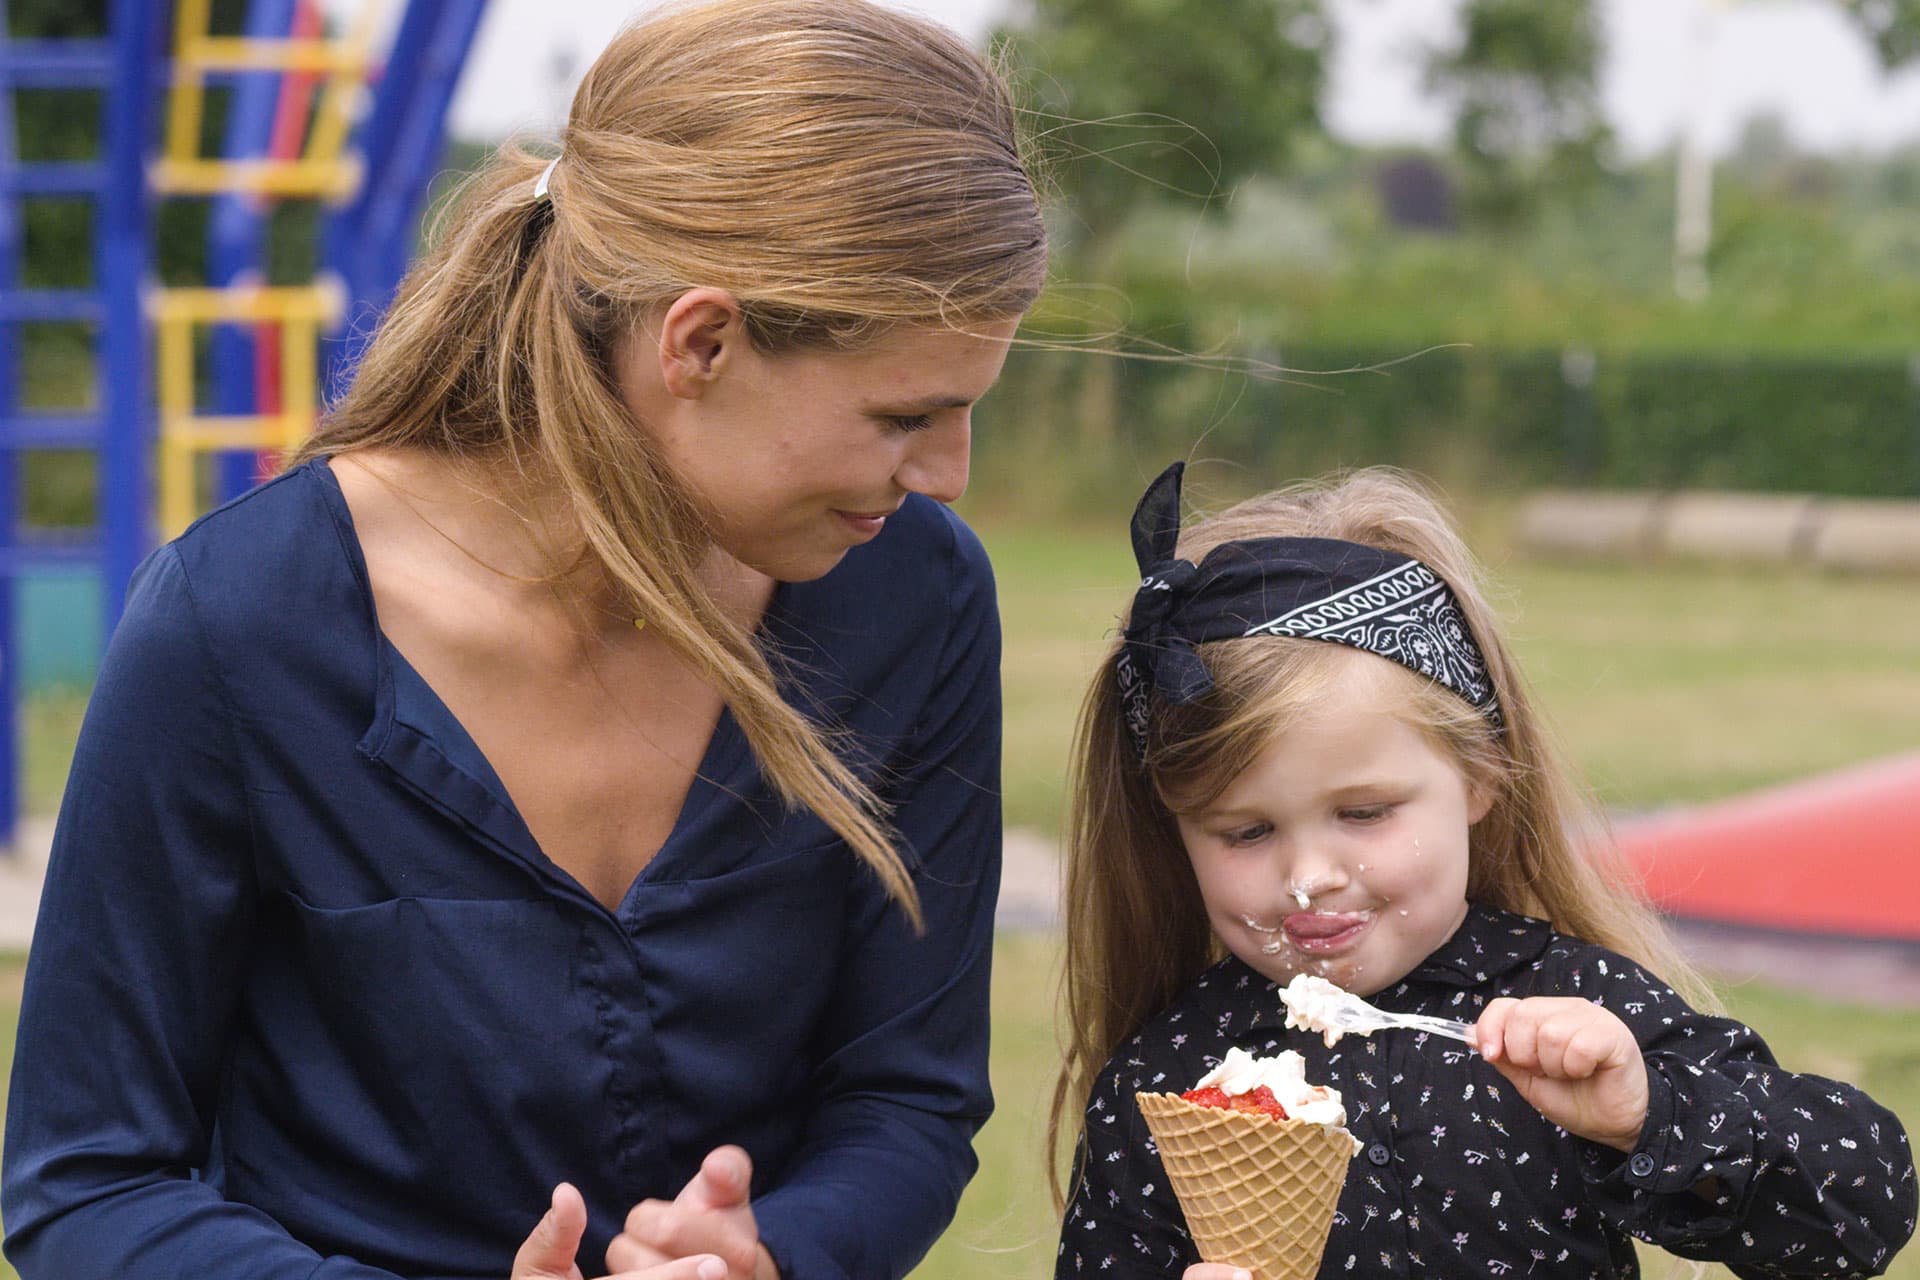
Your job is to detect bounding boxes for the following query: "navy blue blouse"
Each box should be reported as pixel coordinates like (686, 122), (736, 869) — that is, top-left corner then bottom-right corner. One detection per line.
(2, 460), (1003, 1280)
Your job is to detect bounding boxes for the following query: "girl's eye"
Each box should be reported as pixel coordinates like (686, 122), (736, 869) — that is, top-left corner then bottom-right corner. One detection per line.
(885, 413), (934, 433)
(1339, 804), (1394, 824)
(1222, 822), (1272, 847)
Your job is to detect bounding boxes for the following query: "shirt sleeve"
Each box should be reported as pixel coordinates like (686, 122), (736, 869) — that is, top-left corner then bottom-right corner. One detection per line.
(1055, 1041), (1199, 1279)
(751, 517), (1006, 1280)
(1568, 951), (1918, 1277)
(1, 547), (403, 1280)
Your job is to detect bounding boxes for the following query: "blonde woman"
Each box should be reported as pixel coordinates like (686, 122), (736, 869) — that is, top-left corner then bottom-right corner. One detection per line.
(1050, 463), (1914, 1278)
(2, 4), (1045, 1278)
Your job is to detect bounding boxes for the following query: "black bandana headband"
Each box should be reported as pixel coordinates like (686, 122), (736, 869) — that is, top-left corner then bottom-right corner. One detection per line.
(1116, 462), (1504, 759)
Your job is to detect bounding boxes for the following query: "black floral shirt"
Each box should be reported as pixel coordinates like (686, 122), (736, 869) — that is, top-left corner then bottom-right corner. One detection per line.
(1057, 906), (1917, 1279)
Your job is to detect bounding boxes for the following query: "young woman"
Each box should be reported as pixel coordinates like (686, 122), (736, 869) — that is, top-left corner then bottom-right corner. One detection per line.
(2, 4), (1046, 1278)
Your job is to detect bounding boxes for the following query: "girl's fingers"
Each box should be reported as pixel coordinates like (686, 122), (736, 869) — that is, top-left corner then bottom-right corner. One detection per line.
(1475, 997), (1520, 1061)
(1182, 1266), (1253, 1280)
(1483, 998), (1631, 1078)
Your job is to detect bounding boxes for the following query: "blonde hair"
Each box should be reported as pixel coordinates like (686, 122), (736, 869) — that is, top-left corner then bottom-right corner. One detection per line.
(1048, 467), (1713, 1203)
(292, 0), (1047, 928)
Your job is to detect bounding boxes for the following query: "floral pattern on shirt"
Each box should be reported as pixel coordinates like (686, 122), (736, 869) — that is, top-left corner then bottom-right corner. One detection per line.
(1057, 906), (1916, 1278)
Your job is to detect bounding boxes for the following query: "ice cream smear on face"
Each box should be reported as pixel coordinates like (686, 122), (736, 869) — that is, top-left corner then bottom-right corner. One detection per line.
(1183, 1047), (1355, 1138)
(1279, 973), (1361, 1047)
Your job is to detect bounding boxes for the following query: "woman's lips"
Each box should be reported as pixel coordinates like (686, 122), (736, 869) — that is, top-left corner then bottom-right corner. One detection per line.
(833, 509), (893, 540)
(1283, 911), (1373, 954)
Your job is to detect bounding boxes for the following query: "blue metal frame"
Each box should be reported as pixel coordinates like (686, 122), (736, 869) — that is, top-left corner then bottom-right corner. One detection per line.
(99, 0), (164, 639)
(0, 0), (489, 847)
(321, 0), (488, 400)
(210, 0), (300, 506)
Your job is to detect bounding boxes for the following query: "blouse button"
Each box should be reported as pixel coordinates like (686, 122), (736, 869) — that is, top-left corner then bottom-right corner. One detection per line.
(1628, 1152), (1656, 1179)
(1366, 1142), (1391, 1167)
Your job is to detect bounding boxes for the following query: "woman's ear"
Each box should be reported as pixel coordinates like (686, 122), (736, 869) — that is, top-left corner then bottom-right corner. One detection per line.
(657, 287), (746, 400)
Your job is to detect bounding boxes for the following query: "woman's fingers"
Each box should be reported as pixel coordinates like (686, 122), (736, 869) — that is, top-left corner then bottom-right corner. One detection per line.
(613, 1146), (764, 1278)
(605, 1256), (730, 1280)
(605, 1227), (671, 1274)
(679, 1146), (753, 1213)
(511, 1183), (588, 1280)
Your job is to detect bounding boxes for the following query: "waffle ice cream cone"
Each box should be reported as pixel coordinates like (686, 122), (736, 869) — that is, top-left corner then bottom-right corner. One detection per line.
(1137, 1090), (1354, 1280)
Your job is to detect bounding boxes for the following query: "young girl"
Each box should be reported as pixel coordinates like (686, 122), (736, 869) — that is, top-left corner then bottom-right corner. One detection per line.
(1052, 462), (1915, 1279)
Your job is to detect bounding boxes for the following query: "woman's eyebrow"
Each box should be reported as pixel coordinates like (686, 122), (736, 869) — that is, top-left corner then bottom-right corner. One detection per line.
(871, 393), (975, 413)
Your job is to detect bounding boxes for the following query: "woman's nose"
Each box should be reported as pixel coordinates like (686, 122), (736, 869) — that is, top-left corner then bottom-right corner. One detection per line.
(895, 417), (971, 505)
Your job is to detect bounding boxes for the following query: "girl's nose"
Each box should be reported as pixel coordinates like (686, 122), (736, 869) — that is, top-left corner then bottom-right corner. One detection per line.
(895, 417), (971, 505)
(1285, 847), (1352, 902)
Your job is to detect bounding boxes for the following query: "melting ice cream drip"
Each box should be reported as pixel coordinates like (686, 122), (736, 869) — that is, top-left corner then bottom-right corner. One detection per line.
(1241, 914), (1291, 954)
(1280, 973), (1359, 1047)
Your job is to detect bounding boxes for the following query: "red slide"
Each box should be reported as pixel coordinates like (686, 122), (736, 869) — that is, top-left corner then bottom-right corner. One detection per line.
(1618, 753), (1920, 944)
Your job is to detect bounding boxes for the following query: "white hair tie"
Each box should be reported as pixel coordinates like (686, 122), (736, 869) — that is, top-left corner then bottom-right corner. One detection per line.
(533, 155), (560, 202)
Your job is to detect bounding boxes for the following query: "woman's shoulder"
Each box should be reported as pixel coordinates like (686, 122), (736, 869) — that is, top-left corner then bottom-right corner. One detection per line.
(861, 494), (995, 592)
(808, 495), (997, 641)
(131, 460), (360, 636)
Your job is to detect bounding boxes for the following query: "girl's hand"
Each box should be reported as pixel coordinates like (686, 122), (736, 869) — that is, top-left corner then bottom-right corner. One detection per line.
(511, 1182), (731, 1280)
(1476, 996), (1650, 1153)
(1183, 1266), (1253, 1280)
(606, 1146), (779, 1280)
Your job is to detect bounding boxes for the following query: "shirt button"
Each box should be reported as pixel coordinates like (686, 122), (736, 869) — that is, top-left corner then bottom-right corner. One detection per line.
(1366, 1142), (1391, 1167)
(1629, 1152), (1656, 1179)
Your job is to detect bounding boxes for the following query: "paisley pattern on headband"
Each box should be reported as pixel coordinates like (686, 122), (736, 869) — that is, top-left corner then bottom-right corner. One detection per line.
(1244, 560), (1501, 727)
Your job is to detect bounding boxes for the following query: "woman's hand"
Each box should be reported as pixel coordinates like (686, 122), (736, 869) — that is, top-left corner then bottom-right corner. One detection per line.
(512, 1182), (729, 1280)
(1476, 996), (1650, 1153)
(607, 1146), (779, 1280)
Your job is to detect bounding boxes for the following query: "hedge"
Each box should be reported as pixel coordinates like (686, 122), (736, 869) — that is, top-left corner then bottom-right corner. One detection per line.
(971, 342), (1920, 514)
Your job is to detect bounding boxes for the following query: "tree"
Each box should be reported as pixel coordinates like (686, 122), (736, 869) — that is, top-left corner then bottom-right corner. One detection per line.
(994, 0), (1329, 273)
(1425, 0), (1607, 229)
(1835, 0), (1920, 68)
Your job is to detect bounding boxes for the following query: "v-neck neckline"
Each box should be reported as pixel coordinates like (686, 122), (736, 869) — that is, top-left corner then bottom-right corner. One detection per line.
(312, 455), (782, 914)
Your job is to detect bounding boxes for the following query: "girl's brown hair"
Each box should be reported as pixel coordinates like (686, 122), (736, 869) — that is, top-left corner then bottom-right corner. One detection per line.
(1048, 467), (1713, 1203)
(292, 0), (1047, 928)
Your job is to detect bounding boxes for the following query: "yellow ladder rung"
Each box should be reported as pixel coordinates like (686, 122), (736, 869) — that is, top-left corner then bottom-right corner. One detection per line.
(150, 157), (363, 200)
(149, 282), (346, 325)
(179, 37), (370, 74)
(161, 416), (307, 451)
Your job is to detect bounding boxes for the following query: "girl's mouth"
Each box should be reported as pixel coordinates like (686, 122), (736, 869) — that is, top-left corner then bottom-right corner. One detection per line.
(1282, 911), (1373, 954)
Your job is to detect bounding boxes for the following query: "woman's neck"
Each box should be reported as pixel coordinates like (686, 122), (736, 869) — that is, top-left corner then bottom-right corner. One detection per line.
(333, 445), (771, 638)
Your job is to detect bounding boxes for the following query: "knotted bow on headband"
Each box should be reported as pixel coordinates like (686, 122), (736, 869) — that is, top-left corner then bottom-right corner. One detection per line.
(1116, 461), (1504, 760)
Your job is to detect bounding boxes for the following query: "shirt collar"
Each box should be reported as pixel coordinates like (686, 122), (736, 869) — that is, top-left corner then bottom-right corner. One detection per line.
(1405, 903), (1555, 987)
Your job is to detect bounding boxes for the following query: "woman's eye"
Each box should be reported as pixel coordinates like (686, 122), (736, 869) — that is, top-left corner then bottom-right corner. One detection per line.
(1339, 804), (1393, 824)
(885, 413), (934, 433)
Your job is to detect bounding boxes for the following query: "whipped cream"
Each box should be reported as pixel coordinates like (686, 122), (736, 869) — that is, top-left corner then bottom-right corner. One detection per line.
(1279, 973), (1354, 1047)
(1193, 1046), (1351, 1129)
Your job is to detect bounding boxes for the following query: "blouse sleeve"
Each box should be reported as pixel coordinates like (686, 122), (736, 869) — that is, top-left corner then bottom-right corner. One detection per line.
(1568, 951), (1917, 1277)
(751, 516), (1006, 1280)
(1, 547), (402, 1280)
(1055, 1040), (1200, 1279)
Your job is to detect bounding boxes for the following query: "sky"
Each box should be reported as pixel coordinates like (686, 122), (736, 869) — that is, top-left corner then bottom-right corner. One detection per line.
(425, 0), (1920, 158)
